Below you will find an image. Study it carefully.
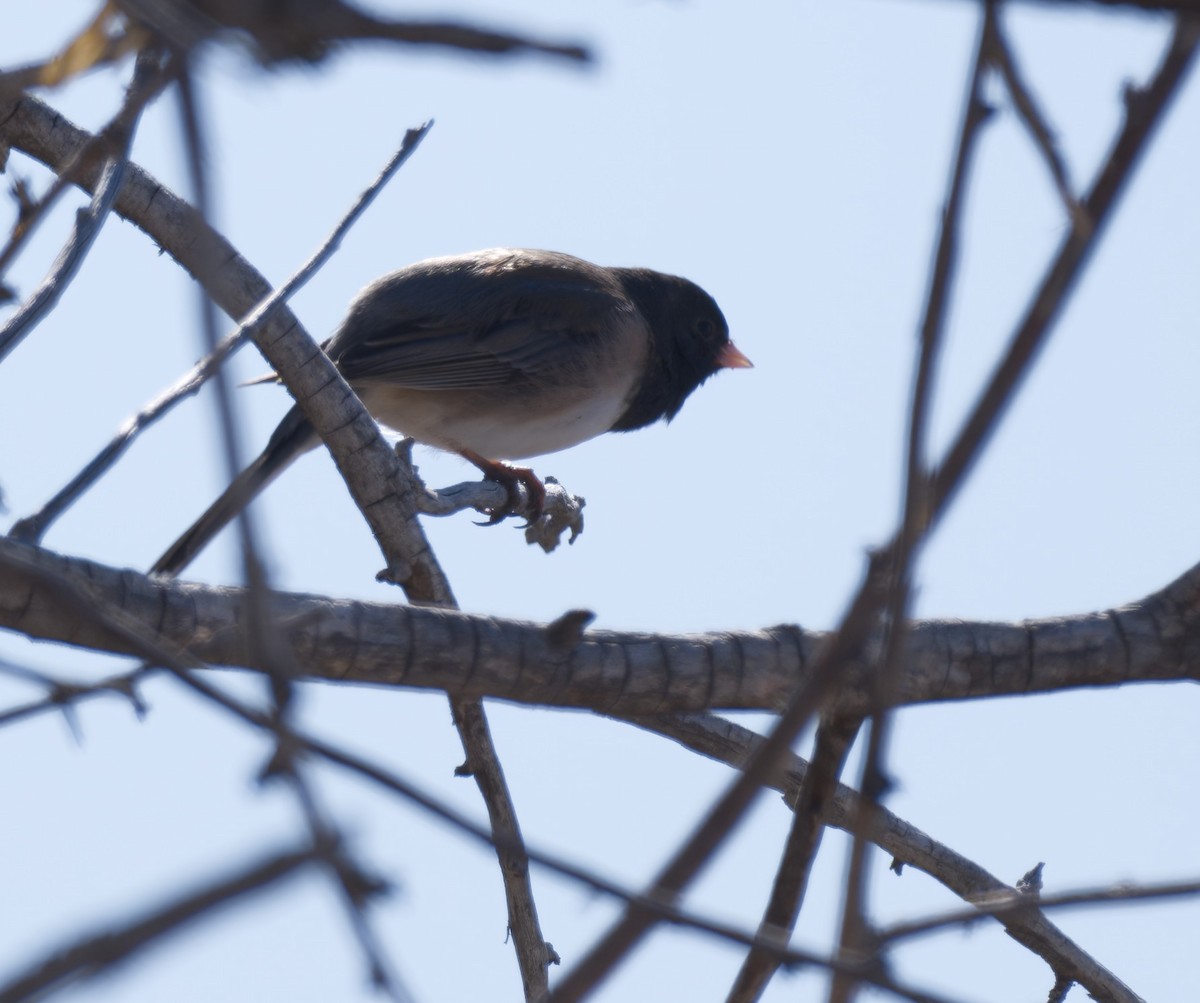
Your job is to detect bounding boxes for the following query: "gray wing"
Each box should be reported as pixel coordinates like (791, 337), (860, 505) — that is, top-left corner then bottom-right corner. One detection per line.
(328, 250), (635, 390)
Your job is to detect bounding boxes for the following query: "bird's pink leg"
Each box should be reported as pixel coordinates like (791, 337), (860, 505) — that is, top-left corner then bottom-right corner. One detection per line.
(459, 449), (546, 525)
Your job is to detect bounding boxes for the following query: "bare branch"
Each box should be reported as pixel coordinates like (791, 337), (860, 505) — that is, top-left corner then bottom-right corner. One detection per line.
(0, 845), (318, 1002)
(927, 14), (1200, 525)
(627, 712), (1144, 1003)
(990, 10), (1077, 212)
(6, 536), (1200, 713)
(452, 698), (556, 999)
(881, 874), (1200, 945)
(728, 717), (860, 1002)
(0, 662), (154, 731)
(0, 534), (1149, 1002)
(280, 764), (413, 1002)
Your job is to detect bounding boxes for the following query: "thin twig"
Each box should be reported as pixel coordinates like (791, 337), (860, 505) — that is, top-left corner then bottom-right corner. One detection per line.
(0, 663), (154, 731)
(172, 61), (418, 996)
(881, 875), (1200, 945)
(386, 550), (552, 999)
(173, 61), (271, 600)
(989, 10), (1076, 212)
(452, 698), (556, 999)
(0, 845), (318, 1003)
(0, 154), (127, 362)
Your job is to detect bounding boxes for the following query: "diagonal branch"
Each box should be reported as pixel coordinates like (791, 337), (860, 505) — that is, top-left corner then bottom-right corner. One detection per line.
(0, 845), (319, 1003)
(627, 712), (1143, 1003)
(0, 90), (447, 594)
(726, 716), (860, 1002)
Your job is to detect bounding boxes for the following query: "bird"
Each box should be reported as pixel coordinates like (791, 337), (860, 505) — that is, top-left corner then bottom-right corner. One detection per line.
(151, 247), (751, 576)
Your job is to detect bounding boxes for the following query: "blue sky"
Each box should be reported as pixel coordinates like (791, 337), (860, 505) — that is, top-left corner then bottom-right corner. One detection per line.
(2, 2), (1198, 1001)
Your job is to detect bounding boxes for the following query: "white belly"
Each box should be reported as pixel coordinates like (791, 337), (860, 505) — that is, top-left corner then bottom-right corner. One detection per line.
(437, 390), (632, 459)
(359, 380), (637, 461)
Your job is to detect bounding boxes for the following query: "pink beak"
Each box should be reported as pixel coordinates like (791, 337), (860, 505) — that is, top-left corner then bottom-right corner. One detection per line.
(717, 342), (753, 370)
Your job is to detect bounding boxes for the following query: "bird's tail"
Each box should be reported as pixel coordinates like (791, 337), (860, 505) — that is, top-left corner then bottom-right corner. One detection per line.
(151, 406), (315, 577)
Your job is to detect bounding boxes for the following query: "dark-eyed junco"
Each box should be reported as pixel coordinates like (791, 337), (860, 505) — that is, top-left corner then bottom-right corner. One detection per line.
(151, 247), (751, 575)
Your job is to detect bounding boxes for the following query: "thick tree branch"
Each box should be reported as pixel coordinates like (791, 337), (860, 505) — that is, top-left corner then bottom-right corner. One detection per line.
(3, 537), (1199, 715)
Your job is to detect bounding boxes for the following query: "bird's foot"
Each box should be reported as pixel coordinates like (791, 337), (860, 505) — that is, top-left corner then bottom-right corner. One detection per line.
(460, 451), (546, 526)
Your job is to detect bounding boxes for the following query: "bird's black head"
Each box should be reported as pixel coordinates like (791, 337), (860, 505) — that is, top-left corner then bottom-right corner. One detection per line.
(609, 268), (750, 432)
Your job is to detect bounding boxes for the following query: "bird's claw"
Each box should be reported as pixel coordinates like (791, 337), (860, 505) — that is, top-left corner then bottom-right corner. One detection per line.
(466, 458), (546, 527)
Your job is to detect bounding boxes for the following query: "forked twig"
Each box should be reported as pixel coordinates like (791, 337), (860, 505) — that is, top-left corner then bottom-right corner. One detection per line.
(989, 11), (1076, 212)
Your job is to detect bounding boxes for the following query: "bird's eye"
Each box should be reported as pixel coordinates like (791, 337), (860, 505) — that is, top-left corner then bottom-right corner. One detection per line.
(695, 317), (716, 340)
